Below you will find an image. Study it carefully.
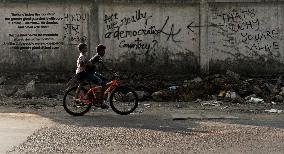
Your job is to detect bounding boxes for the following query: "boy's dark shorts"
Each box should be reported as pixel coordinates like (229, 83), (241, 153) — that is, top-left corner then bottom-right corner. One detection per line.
(76, 71), (87, 82)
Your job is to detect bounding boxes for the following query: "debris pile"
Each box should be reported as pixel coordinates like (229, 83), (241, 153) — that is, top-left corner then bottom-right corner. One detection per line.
(1, 71), (284, 106)
(0, 72), (68, 99)
(135, 70), (284, 104)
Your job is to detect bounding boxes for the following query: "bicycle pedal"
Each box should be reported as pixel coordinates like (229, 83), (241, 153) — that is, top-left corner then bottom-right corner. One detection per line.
(74, 99), (82, 103)
(76, 98), (92, 105)
(92, 102), (101, 107)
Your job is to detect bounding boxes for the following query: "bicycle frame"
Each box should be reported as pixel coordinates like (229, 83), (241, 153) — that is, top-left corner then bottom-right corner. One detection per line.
(79, 78), (120, 104)
(63, 73), (138, 116)
(104, 79), (119, 96)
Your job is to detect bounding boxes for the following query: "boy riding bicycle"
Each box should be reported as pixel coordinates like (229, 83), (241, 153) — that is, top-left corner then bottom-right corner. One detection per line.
(74, 43), (109, 109)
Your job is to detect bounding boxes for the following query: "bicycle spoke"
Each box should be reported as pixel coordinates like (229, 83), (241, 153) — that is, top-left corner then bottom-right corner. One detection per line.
(112, 90), (137, 113)
(63, 87), (92, 116)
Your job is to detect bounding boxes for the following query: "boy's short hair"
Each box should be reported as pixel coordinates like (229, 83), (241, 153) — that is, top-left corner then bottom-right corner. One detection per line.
(96, 44), (106, 52)
(78, 43), (87, 51)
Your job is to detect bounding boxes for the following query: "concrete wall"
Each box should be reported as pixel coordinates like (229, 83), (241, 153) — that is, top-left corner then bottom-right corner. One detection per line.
(207, 2), (284, 75)
(98, 3), (199, 74)
(0, 0), (284, 76)
(0, 1), (91, 71)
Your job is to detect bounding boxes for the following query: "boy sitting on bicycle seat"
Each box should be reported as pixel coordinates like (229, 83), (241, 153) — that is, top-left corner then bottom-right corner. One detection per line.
(74, 43), (88, 102)
(74, 43), (109, 109)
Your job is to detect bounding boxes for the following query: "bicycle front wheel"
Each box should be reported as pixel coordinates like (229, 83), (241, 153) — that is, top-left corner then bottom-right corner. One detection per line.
(63, 86), (92, 116)
(109, 86), (138, 115)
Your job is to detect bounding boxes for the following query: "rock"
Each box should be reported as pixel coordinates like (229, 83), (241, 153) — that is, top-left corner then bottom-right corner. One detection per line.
(225, 91), (237, 99)
(14, 89), (26, 98)
(224, 91), (245, 103)
(211, 77), (227, 87)
(168, 85), (179, 91)
(273, 95), (284, 102)
(24, 80), (37, 98)
(226, 70), (240, 81)
(151, 89), (172, 102)
(190, 77), (202, 83)
(245, 94), (257, 100)
(201, 100), (221, 107)
(135, 91), (147, 100)
(218, 90), (226, 97)
(135, 90), (151, 101)
(5, 88), (18, 97)
(223, 91), (236, 102)
(0, 86), (7, 98)
(212, 95), (218, 101)
(279, 87), (284, 96)
(265, 109), (283, 113)
(264, 83), (278, 95)
(25, 80), (36, 93)
(0, 76), (6, 85)
(276, 76), (283, 86)
(234, 94), (246, 104)
(179, 81), (207, 101)
(179, 91), (194, 102)
(253, 85), (263, 96)
(143, 103), (151, 108)
(234, 80), (252, 97)
(14, 89), (32, 99)
(43, 101), (58, 107)
(194, 98), (202, 103)
(247, 97), (264, 103)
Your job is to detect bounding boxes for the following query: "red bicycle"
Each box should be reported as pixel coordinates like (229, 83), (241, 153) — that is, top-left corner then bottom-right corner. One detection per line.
(63, 73), (138, 116)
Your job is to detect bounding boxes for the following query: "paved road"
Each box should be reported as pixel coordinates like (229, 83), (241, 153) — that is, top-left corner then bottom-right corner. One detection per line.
(0, 113), (54, 154)
(0, 104), (283, 154)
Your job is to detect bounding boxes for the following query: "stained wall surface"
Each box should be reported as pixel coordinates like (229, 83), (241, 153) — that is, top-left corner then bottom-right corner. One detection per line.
(98, 4), (199, 74)
(207, 2), (284, 75)
(0, 0), (283, 76)
(0, 2), (90, 71)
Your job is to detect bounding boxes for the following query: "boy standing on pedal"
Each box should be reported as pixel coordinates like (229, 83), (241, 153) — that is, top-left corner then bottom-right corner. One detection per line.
(87, 44), (111, 109)
(74, 43), (109, 109)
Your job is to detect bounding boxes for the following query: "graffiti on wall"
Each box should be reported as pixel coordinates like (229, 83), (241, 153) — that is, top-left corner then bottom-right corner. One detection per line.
(2, 11), (88, 50)
(209, 7), (281, 58)
(103, 9), (197, 56)
(63, 13), (88, 45)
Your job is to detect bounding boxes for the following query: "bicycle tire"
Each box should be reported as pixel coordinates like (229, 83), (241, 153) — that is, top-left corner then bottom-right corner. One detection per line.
(63, 86), (92, 116)
(109, 86), (138, 115)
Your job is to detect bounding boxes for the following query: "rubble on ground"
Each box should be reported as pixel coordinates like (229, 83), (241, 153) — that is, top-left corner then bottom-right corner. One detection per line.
(133, 70), (284, 105)
(0, 72), (67, 100)
(0, 71), (284, 107)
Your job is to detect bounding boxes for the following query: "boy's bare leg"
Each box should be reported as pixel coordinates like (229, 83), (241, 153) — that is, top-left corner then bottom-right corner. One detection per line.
(95, 85), (109, 109)
(74, 84), (82, 102)
(95, 86), (102, 102)
(101, 85), (106, 100)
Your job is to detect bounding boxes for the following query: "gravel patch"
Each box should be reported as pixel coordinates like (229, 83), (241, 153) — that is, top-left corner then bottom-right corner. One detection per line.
(9, 122), (284, 154)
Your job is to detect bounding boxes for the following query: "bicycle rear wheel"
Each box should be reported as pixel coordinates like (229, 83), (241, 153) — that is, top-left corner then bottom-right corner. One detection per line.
(109, 86), (138, 115)
(63, 86), (92, 116)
